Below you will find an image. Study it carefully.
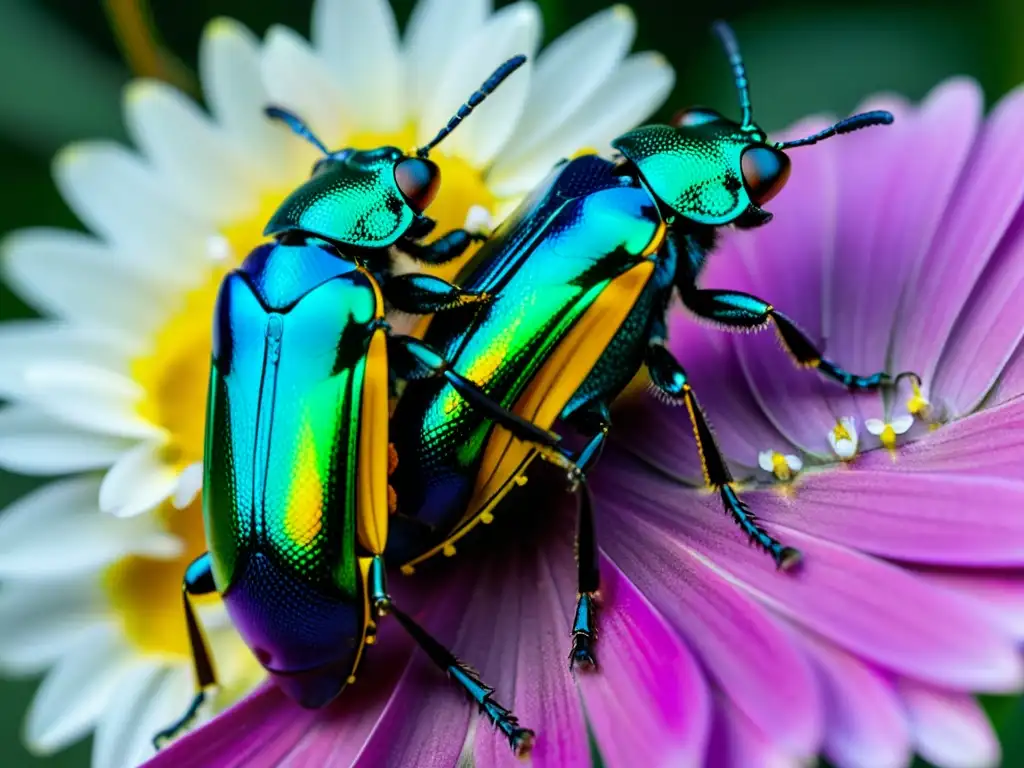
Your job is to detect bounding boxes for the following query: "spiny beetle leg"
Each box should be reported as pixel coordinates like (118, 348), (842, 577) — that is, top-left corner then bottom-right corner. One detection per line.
(644, 343), (801, 570)
(153, 553), (218, 749)
(387, 335), (571, 460)
(679, 287), (898, 391)
(380, 272), (490, 315)
(571, 481), (600, 670)
(389, 603), (534, 757)
(402, 228), (485, 265)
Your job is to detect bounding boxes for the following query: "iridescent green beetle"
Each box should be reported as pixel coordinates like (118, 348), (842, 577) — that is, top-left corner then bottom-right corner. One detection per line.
(152, 57), (562, 755)
(386, 22), (919, 669)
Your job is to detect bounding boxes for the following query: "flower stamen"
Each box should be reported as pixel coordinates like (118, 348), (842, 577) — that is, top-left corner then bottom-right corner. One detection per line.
(828, 416), (859, 461)
(757, 450), (802, 481)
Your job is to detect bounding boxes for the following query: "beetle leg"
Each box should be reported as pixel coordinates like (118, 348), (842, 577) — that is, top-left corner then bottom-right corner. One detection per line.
(389, 603), (535, 757)
(153, 553), (218, 749)
(570, 480), (601, 670)
(400, 228), (486, 265)
(645, 343), (802, 571)
(379, 272), (490, 314)
(678, 287), (914, 390)
(386, 335), (577, 473)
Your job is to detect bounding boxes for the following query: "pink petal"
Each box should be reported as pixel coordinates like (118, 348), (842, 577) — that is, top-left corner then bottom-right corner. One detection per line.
(898, 680), (999, 768)
(579, 556), (711, 768)
(705, 698), (796, 768)
(825, 96), (914, 391)
(749, 468), (1024, 566)
(894, 80), (1024, 399)
(469, 516), (589, 768)
(913, 569), (1024, 641)
(597, 453), (1023, 693)
(793, 632), (911, 768)
(597, 484), (822, 758)
(144, 683), (310, 768)
(711, 118), (843, 456)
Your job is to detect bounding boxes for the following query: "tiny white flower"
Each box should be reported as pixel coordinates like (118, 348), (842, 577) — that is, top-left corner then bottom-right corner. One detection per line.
(865, 414), (914, 451)
(828, 416), (859, 461)
(757, 449), (803, 481)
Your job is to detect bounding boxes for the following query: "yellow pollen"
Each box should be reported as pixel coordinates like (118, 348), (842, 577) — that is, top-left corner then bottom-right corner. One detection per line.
(103, 498), (210, 658)
(907, 380), (930, 417)
(880, 425), (897, 451)
(832, 421), (853, 443)
(770, 452), (792, 481)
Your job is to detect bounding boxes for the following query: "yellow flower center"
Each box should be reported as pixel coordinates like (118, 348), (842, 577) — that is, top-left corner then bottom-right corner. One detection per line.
(117, 127), (495, 658)
(103, 498), (209, 658)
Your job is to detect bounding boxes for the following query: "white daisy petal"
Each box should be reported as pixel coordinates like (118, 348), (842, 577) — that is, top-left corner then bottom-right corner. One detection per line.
(91, 661), (166, 768)
(125, 80), (260, 223)
(785, 455), (804, 472)
(0, 405), (133, 475)
(21, 363), (162, 440)
(3, 229), (173, 334)
(0, 582), (110, 674)
(312, 0), (405, 132)
(120, 665), (194, 768)
(417, 1), (540, 165)
(757, 450), (775, 472)
(488, 51), (674, 196)
(25, 624), (131, 755)
(501, 5), (636, 159)
(100, 440), (179, 518)
(0, 476), (181, 578)
(200, 17), (293, 185)
(262, 25), (350, 151)
(173, 461), (204, 510)
(891, 414), (915, 435)
(865, 418), (886, 436)
(53, 142), (214, 262)
(403, 0), (490, 118)
(834, 439), (856, 459)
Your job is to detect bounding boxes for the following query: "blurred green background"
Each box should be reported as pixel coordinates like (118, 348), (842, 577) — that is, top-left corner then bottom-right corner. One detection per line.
(0, 0), (1022, 765)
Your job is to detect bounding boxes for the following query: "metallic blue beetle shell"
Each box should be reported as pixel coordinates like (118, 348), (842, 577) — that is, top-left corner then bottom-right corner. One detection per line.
(612, 122), (767, 225)
(264, 146), (415, 248)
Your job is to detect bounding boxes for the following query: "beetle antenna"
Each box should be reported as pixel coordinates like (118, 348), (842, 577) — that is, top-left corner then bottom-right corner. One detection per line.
(775, 110), (894, 149)
(712, 21), (753, 129)
(264, 106), (330, 156)
(416, 55), (528, 158)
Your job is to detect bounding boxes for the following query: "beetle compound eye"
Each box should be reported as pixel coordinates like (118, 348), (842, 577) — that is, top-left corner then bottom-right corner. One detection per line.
(672, 107), (723, 128)
(394, 158), (441, 212)
(740, 146), (791, 205)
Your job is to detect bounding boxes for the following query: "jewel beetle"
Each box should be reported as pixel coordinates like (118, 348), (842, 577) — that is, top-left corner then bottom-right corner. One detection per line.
(385, 22), (919, 669)
(152, 56), (561, 754)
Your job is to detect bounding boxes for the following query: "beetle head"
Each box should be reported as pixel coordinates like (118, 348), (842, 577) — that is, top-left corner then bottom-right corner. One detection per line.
(611, 22), (892, 228)
(262, 55), (527, 249)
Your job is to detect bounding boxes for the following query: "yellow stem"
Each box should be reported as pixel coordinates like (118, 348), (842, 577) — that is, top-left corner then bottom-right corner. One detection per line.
(103, 0), (197, 94)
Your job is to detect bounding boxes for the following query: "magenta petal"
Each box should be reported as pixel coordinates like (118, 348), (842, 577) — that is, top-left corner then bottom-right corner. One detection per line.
(598, 454), (1023, 692)
(143, 683), (310, 768)
(715, 119), (844, 456)
(705, 698), (795, 768)
(579, 556), (711, 768)
(793, 632), (910, 768)
(913, 569), (1024, 642)
(597, 491), (822, 757)
(898, 680), (999, 768)
(750, 468), (1024, 565)
(893, 80), (1024, 396)
(470, 517), (589, 768)
(855, 396), (1024, 480)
